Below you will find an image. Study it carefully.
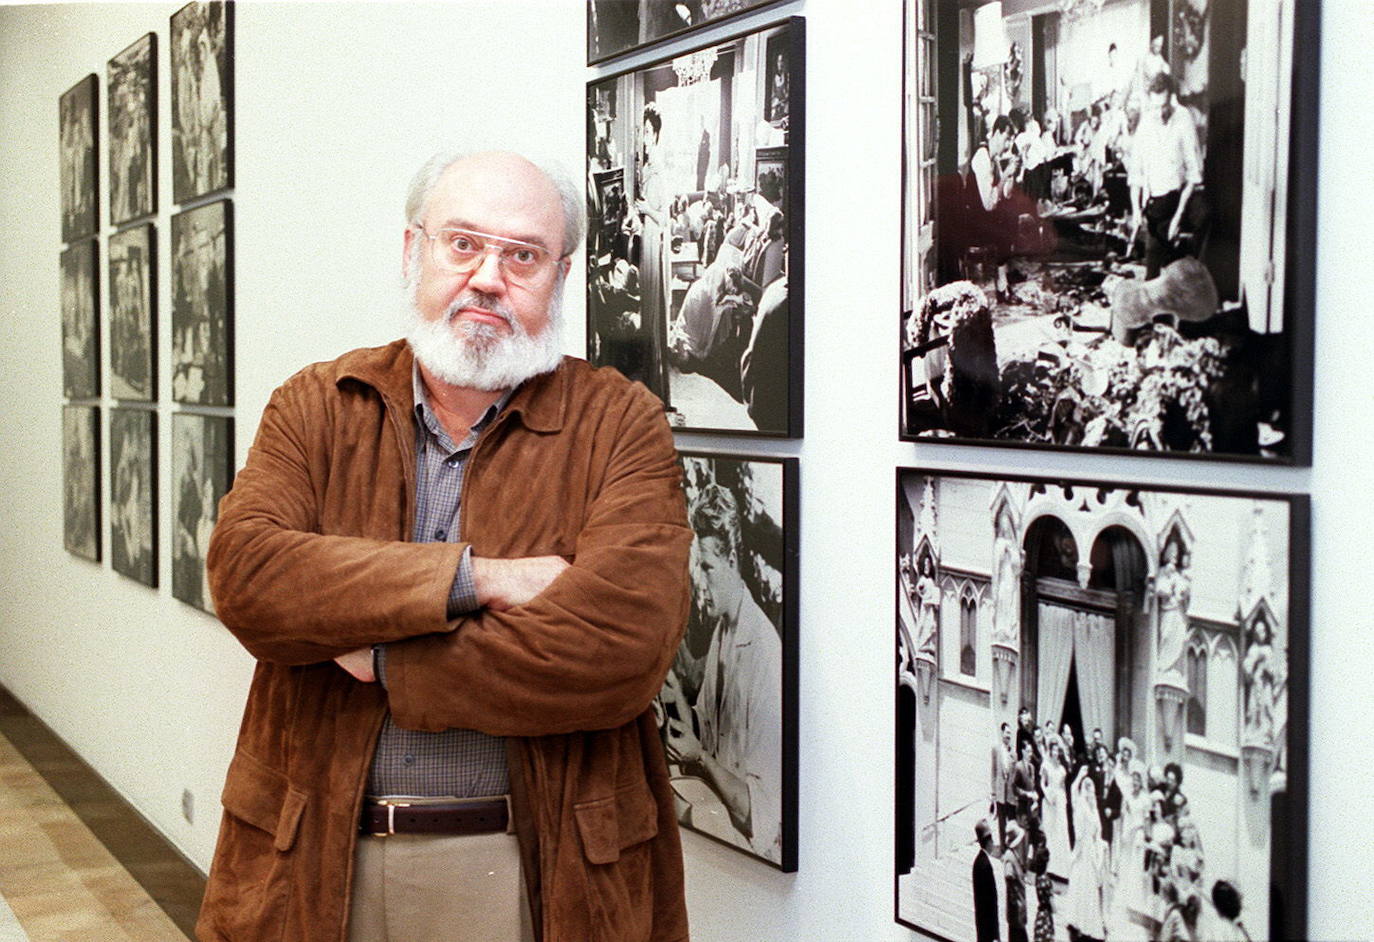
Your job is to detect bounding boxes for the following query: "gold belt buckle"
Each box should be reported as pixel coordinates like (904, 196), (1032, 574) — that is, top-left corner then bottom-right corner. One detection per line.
(374, 798), (411, 837)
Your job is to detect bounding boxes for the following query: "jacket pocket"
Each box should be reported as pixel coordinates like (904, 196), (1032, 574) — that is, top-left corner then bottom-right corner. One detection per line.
(573, 779), (660, 865)
(221, 748), (310, 851)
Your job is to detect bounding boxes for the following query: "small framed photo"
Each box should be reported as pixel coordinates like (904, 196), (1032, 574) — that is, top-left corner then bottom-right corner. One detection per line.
(587, 0), (787, 65)
(171, 1), (233, 203)
(587, 18), (805, 436)
(61, 240), (100, 400)
(899, 0), (1319, 463)
(60, 73), (99, 242)
(62, 405), (101, 562)
(895, 468), (1309, 942)
(108, 33), (157, 225)
(110, 408), (157, 587)
(109, 224), (156, 401)
(172, 413), (233, 613)
(172, 199), (233, 406)
(658, 451), (798, 871)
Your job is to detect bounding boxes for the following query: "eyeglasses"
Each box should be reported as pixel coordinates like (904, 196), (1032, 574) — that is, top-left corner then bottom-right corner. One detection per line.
(413, 225), (561, 284)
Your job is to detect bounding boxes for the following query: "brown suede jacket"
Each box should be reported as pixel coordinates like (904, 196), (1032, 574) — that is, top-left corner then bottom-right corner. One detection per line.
(197, 340), (693, 942)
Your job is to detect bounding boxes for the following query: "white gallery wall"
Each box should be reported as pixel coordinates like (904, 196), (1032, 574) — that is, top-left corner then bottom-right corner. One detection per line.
(0, 1), (1370, 939)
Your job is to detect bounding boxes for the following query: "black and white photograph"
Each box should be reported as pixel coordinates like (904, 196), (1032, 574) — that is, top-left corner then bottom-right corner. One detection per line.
(171, 0), (232, 203)
(109, 224), (156, 401)
(587, 19), (804, 436)
(61, 240), (100, 400)
(108, 32), (156, 225)
(62, 405), (100, 562)
(109, 408), (157, 587)
(895, 469), (1308, 941)
(657, 452), (797, 870)
(587, 0), (785, 65)
(172, 199), (232, 406)
(171, 413), (232, 612)
(60, 73), (98, 243)
(900, 0), (1317, 462)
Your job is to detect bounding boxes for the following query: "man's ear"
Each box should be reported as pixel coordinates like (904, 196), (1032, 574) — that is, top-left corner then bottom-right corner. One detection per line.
(402, 227), (417, 280)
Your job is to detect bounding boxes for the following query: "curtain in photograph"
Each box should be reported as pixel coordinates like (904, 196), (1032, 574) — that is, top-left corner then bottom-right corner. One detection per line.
(1037, 603), (1076, 726)
(1073, 610), (1115, 742)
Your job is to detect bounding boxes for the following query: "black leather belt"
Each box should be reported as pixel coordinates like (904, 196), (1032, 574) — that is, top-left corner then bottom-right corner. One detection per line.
(360, 797), (510, 837)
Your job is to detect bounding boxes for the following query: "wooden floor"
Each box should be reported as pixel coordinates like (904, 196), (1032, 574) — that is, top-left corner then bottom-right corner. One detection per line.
(0, 687), (203, 940)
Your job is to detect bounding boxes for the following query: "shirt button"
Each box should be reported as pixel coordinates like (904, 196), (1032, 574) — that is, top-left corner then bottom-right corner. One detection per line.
(434, 528), (446, 541)
(403, 754), (416, 766)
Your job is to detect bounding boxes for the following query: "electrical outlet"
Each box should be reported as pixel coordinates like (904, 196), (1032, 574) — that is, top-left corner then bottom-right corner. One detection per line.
(182, 788), (194, 824)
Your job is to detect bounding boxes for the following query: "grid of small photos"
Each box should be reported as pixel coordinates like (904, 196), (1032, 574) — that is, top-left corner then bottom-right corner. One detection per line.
(59, 1), (235, 616)
(894, 2), (1319, 941)
(587, 2), (804, 873)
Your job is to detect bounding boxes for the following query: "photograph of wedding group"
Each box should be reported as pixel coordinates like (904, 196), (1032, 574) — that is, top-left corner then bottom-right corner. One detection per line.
(895, 469), (1306, 941)
(900, 0), (1314, 461)
(587, 19), (802, 435)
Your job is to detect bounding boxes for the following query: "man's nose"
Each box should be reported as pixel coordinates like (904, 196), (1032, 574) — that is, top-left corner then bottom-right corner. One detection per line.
(466, 249), (506, 294)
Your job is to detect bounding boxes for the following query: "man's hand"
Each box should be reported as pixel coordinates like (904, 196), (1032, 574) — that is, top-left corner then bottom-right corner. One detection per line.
(472, 555), (570, 611)
(334, 647), (376, 683)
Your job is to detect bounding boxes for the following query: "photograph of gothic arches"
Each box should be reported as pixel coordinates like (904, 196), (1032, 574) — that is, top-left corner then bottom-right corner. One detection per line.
(895, 469), (1307, 941)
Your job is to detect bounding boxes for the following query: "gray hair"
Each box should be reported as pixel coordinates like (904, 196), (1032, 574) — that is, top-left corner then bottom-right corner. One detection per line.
(404, 149), (585, 257)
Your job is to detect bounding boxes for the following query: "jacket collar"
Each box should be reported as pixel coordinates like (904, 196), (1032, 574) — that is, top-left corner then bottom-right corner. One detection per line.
(335, 338), (568, 434)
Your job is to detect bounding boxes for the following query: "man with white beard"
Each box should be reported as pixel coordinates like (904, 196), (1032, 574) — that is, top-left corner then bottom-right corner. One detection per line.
(199, 151), (694, 942)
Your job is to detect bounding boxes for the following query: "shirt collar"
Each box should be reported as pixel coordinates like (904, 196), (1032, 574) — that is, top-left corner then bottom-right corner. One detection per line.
(411, 362), (516, 451)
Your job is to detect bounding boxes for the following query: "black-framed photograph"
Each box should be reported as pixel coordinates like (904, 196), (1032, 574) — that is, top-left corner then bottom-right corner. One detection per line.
(899, 0), (1318, 463)
(109, 224), (156, 401)
(171, 0), (233, 203)
(61, 240), (100, 400)
(658, 451), (798, 870)
(895, 468), (1308, 942)
(587, 18), (804, 436)
(108, 33), (157, 225)
(110, 408), (157, 587)
(587, 0), (787, 65)
(172, 199), (232, 406)
(171, 413), (233, 612)
(62, 405), (100, 562)
(60, 74), (98, 242)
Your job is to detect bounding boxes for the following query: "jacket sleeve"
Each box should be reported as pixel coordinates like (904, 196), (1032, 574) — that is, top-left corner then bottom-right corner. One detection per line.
(383, 387), (693, 737)
(206, 372), (462, 664)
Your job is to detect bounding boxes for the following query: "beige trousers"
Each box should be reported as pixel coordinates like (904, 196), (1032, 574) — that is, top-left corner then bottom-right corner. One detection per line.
(347, 831), (535, 942)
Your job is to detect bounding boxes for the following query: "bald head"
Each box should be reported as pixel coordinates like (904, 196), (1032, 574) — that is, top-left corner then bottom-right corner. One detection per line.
(406, 150), (584, 257)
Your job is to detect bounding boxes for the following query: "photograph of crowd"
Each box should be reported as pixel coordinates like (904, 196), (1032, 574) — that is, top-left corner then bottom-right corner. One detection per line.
(172, 199), (232, 406)
(109, 224), (156, 401)
(60, 74), (98, 243)
(900, 0), (1311, 460)
(61, 240), (100, 401)
(656, 452), (797, 869)
(62, 405), (100, 563)
(108, 33), (156, 225)
(587, 19), (802, 435)
(172, 413), (232, 612)
(110, 408), (157, 588)
(587, 0), (782, 64)
(896, 470), (1304, 941)
(171, 0), (231, 203)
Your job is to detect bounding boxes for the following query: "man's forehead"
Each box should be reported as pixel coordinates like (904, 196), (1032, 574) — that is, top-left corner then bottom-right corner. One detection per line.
(425, 156), (563, 247)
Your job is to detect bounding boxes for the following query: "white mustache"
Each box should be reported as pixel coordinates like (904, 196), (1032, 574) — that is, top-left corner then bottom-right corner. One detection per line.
(444, 292), (515, 328)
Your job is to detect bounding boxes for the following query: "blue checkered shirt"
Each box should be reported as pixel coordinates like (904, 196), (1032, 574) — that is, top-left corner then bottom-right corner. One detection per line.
(365, 369), (513, 798)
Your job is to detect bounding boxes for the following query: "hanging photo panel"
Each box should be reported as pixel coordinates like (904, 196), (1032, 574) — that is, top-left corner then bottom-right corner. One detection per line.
(62, 405), (101, 562)
(109, 224), (156, 401)
(587, 18), (804, 437)
(171, 412), (233, 613)
(895, 468), (1309, 942)
(108, 32), (157, 225)
(658, 451), (798, 870)
(171, 0), (233, 203)
(60, 73), (99, 242)
(110, 408), (157, 587)
(172, 199), (232, 406)
(587, 0), (786, 65)
(61, 239), (100, 400)
(899, 0), (1318, 463)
